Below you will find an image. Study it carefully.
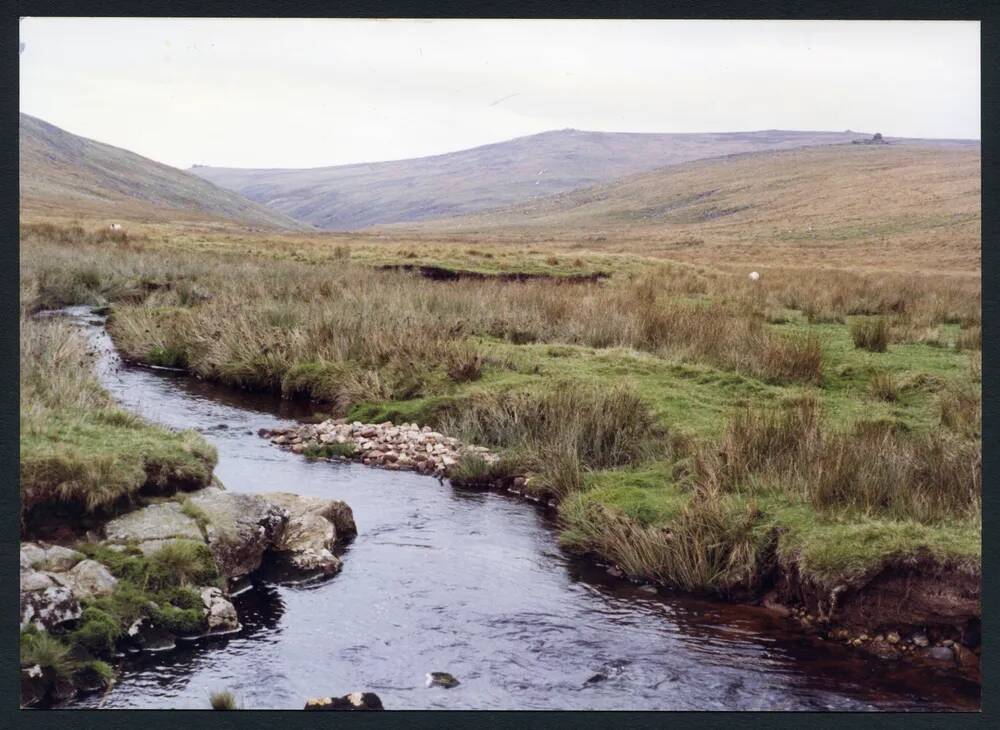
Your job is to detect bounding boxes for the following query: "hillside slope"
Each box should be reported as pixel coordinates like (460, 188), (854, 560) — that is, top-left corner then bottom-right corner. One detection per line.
(399, 142), (981, 274)
(20, 113), (306, 230)
(190, 129), (881, 230)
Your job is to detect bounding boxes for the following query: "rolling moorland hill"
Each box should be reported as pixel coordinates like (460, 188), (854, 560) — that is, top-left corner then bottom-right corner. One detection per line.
(189, 128), (887, 230)
(19, 113), (306, 230)
(396, 141), (981, 274)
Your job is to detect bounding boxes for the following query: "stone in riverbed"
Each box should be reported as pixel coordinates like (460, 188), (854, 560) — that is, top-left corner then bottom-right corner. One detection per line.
(200, 587), (240, 633)
(924, 646), (956, 663)
(425, 672), (460, 688)
(126, 617), (177, 653)
(259, 492), (354, 574)
(304, 692), (384, 711)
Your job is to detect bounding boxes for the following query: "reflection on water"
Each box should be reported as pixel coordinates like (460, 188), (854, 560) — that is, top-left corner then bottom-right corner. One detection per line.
(56, 308), (977, 711)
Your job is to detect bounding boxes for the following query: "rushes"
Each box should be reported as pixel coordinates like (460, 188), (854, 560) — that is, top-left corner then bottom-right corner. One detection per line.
(696, 399), (980, 523)
(868, 372), (899, 401)
(850, 317), (889, 352)
(440, 381), (662, 497)
(559, 491), (769, 594)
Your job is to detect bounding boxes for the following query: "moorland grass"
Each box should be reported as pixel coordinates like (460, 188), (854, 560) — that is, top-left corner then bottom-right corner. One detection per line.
(19, 223), (981, 595)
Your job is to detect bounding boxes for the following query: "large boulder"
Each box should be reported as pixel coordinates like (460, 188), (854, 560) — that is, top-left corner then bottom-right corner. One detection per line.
(188, 488), (288, 579)
(261, 492), (357, 543)
(103, 502), (203, 551)
(20, 586), (81, 631)
(50, 559), (118, 601)
(258, 492), (355, 574)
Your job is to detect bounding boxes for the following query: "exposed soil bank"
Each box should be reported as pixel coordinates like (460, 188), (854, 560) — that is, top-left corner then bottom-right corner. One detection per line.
(376, 263), (609, 283)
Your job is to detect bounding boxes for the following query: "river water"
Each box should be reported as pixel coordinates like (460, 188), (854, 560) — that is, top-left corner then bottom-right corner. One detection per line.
(58, 307), (978, 711)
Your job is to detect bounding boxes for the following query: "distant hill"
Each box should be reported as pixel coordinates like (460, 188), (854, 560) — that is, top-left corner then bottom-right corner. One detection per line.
(406, 142), (980, 236)
(189, 128), (885, 230)
(399, 142), (980, 273)
(20, 113), (305, 229)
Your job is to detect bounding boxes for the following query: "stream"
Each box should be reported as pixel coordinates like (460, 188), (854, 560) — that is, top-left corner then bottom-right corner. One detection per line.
(56, 307), (978, 711)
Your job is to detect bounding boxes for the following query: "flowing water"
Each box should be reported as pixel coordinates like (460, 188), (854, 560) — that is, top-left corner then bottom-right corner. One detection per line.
(56, 308), (978, 711)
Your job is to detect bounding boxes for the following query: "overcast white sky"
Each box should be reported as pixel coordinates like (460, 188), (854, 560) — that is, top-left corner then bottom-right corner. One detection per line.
(20, 18), (980, 169)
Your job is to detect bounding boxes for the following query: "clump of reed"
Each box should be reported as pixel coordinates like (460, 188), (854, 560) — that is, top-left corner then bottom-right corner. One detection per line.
(695, 398), (980, 523)
(868, 371), (899, 401)
(559, 490), (769, 594)
(439, 381), (663, 499)
(850, 317), (890, 352)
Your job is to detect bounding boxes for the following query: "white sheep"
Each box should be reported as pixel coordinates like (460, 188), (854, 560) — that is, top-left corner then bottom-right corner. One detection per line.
(109, 223), (122, 231)
(748, 271), (760, 282)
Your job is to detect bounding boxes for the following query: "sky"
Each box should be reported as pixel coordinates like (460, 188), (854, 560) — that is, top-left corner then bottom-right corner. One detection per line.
(19, 18), (981, 170)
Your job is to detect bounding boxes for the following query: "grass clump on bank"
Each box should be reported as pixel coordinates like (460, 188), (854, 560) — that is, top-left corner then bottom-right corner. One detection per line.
(70, 541), (220, 651)
(19, 315), (217, 529)
(22, 540), (221, 704)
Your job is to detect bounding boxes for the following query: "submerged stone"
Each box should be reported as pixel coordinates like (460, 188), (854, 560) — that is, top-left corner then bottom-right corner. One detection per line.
(425, 672), (460, 689)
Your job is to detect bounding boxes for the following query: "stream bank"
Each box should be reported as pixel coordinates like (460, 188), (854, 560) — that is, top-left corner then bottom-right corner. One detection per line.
(46, 309), (981, 709)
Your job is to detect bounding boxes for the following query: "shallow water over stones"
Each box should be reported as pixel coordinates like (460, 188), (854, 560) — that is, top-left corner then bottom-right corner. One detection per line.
(59, 307), (978, 710)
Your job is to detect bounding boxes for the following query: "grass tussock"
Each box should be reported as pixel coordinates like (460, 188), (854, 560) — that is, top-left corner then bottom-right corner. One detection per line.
(850, 317), (890, 352)
(696, 399), (980, 524)
(560, 489), (770, 594)
(302, 442), (357, 459)
(868, 372), (899, 402)
(939, 383), (982, 438)
(439, 381), (663, 498)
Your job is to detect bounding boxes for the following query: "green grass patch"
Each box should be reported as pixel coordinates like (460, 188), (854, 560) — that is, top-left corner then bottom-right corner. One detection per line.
(302, 442), (357, 459)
